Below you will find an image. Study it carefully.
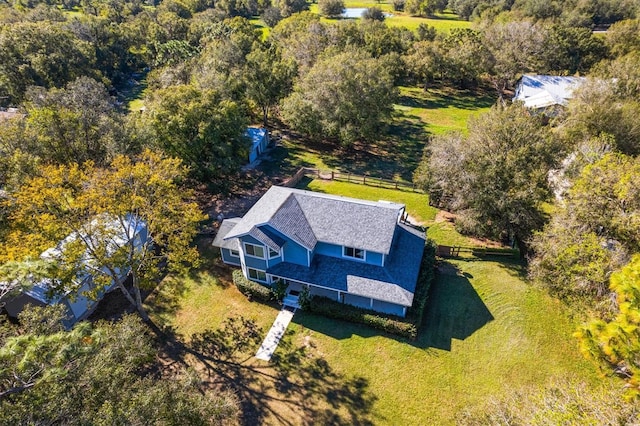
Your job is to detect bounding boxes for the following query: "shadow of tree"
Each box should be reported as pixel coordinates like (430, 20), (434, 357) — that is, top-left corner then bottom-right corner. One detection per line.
(417, 261), (493, 351)
(151, 316), (378, 426)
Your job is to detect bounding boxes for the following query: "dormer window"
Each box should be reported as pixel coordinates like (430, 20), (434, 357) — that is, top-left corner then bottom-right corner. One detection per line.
(244, 243), (265, 259)
(343, 246), (365, 260)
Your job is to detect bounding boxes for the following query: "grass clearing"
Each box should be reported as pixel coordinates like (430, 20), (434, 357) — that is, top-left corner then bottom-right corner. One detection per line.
(396, 86), (495, 136)
(148, 181), (603, 425)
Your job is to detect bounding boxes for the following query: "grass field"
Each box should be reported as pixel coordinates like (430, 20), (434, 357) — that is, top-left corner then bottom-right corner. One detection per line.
(262, 85), (495, 183)
(147, 181), (602, 425)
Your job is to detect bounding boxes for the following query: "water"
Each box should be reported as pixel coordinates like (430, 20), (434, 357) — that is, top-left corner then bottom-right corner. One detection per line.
(341, 7), (393, 18)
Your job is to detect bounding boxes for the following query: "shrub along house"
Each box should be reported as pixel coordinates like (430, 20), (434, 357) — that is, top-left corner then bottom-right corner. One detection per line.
(213, 186), (426, 317)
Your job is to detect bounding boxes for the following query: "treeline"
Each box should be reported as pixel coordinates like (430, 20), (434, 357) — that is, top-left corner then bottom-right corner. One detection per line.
(2, 0), (635, 189)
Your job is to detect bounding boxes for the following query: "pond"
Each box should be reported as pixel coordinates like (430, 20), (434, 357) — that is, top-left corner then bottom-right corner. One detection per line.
(341, 8), (393, 18)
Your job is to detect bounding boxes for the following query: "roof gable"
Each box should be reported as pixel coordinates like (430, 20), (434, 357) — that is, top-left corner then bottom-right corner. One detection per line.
(223, 186), (403, 255)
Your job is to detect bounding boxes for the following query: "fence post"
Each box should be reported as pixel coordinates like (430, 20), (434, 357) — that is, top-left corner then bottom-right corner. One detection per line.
(331, 170), (334, 180)
(363, 175), (366, 185)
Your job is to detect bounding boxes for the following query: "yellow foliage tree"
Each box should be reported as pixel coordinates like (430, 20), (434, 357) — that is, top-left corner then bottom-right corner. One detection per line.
(2, 150), (206, 321)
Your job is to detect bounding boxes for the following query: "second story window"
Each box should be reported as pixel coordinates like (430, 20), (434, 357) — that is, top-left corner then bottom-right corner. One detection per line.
(269, 248), (280, 258)
(344, 246), (365, 260)
(244, 243), (265, 259)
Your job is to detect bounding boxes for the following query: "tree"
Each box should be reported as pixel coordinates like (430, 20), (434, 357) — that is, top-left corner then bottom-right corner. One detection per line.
(143, 85), (249, 182)
(362, 7), (385, 21)
(415, 104), (561, 253)
(529, 153), (640, 312)
(2, 150), (206, 321)
(483, 21), (550, 100)
(0, 21), (96, 104)
(20, 77), (130, 166)
(280, 48), (397, 146)
(261, 6), (282, 27)
(577, 256), (640, 399)
(318, 0), (344, 18)
(560, 79), (640, 156)
(271, 12), (329, 73)
(606, 19), (640, 58)
(272, 0), (308, 17)
(244, 42), (296, 127)
(0, 308), (239, 424)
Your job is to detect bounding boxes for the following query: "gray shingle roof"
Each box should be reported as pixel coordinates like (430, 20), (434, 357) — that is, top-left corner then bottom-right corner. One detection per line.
(212, 218), (241, 251)
(267, 223), (425, 306)
(223, 186), (404, 254)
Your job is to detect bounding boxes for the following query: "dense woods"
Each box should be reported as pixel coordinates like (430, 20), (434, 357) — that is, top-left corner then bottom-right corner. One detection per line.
(1, 0), (640, 422)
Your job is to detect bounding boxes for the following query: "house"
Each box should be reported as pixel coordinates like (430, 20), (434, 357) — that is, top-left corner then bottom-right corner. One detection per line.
(245, 127), (269, 164)
(514, 75), (586, 110)
(3, 216), (147, 328)
(212, 186), (426, 317)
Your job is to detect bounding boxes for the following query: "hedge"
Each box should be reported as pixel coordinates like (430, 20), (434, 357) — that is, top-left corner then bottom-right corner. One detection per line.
(307, 296), (418, 339)
(406, 239), (437, 327)
(232, 270), (272, 302)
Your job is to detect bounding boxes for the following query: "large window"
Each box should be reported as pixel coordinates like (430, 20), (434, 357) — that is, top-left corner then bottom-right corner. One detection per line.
(343, 246), (365, 260)
(244, 243), (265, 259)
(248, 268), (267, 282)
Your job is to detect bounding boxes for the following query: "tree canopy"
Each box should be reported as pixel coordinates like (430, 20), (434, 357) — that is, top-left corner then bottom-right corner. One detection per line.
(280, 48), (397, 146)
(2, 150), (205, 320)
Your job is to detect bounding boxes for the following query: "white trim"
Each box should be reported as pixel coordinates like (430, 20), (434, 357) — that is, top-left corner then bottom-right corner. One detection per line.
(243, 242), (266, 259)
(268, 247), (280, 259)
(342, 246), (366, 262)
(307, 249), (311, 266)
(247, 267), (268, 283)
(229, 249), (240, 258)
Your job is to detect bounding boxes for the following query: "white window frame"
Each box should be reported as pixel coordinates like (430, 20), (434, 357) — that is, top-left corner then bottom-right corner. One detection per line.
(247, 268), (267, 282)
(244, 242), (265, 259)
(268, 247), (280, 259)
(343, 246), (365, 261)
(229, 249), (240, 258)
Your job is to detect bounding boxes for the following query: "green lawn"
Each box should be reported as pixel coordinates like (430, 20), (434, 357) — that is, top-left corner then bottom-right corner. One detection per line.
(396, 86), (495, 136)
(147, 182), (603, 425)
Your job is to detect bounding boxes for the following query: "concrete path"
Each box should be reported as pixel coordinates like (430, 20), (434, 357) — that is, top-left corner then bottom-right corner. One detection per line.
(255, 307), (295, 361)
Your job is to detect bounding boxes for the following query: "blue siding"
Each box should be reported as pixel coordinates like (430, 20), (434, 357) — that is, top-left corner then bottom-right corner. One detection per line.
(315, 242), (383, 266)
(260, 225), (309, 267)
(239, 235), (268, 270)
(372, 299), (406, 317)
(221, 248), (241, 266)
(314, 242), (342, 258)
(344, 293), (371, 310)
(366, 251), (384, 266)
(309, 286), (339, 300)
(284, 240), (308, 266)
(244, 255), (268, 270)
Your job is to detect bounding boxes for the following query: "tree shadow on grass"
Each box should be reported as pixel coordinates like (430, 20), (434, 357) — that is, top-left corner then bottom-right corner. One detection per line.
(151, 317), (379, 426)
(416, 262), (494, 351)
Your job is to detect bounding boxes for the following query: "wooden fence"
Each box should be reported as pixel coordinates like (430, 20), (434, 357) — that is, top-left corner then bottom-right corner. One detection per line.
(285, 168), (424, 192)
(436, 245), (519, 258)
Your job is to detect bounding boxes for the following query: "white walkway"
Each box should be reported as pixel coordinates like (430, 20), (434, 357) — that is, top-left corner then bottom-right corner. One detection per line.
(255, 306), (296, 361)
